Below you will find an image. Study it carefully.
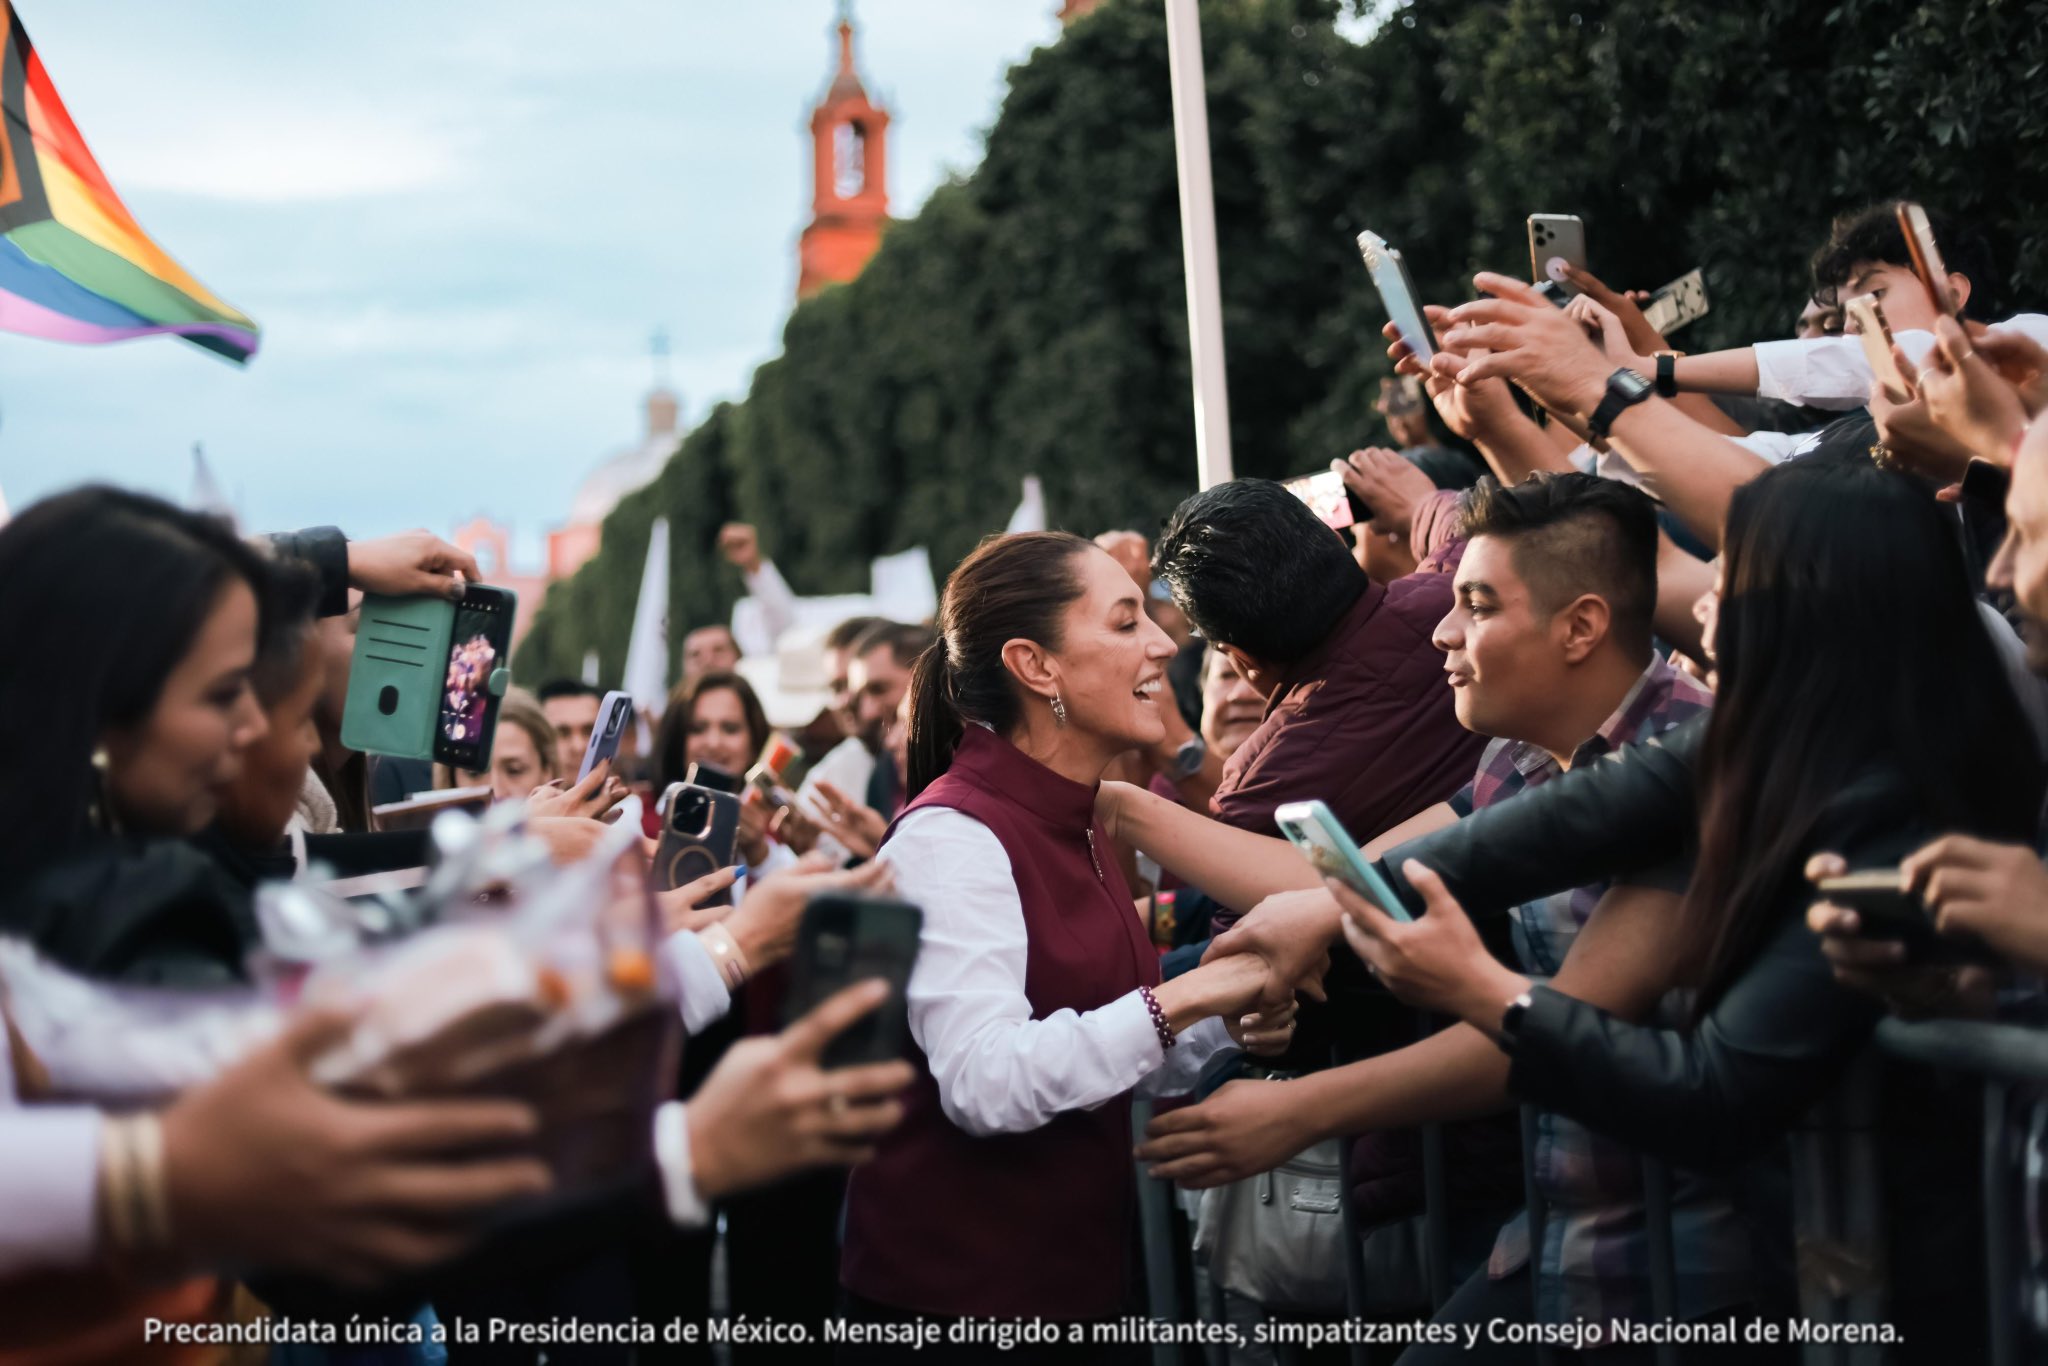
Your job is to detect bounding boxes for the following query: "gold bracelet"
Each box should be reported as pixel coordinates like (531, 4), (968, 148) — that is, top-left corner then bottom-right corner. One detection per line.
(131, 1113), (172, 1249)
(97, 1114), (138, 1253)
(697, 924), (750, 992)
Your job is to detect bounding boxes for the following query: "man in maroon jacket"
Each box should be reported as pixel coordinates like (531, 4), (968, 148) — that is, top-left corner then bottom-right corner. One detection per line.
(1153, 478), (1484, 845)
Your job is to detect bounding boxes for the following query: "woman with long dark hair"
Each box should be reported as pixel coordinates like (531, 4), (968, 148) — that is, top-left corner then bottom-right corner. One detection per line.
(1335, 459), (2044, 1362)
(837, 532), (1292, 1360)
(0, 487), (279, 980)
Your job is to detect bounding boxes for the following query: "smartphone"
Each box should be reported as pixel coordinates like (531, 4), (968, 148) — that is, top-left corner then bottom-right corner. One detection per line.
(1896, 202), (1964, 322)
(576, 690), (635, 785)
(1527, 214), (1588, 297)
(1357, 230), (1438, 363)
(433, 587), (516, 772)
(782, 894), (924, 1068)
(1273, 799), (1412, 922)
(1844, 294), (1911, 402)
(1816, 871), (1993, 965)
(1282, 469), (1368, 532)
(1642, 268), (1710, 336)
(653, 781), (742, 899)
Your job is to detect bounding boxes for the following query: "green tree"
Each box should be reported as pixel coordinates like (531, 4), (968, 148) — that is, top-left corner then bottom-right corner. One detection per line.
(520, 0), (2048, 685)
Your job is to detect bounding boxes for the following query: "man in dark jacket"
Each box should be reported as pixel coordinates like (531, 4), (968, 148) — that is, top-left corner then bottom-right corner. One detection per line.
(1153, 478), (1484, 845)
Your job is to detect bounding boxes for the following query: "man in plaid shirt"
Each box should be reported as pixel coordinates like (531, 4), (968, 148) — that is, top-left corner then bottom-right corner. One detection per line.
(1435, 474), (1749, 1331)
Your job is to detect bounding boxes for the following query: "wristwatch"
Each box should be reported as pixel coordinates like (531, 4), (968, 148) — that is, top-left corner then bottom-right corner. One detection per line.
(1587, 367), (1656, 440)
(1497, 990), (1535, 1054)
(1166, 735), (1208, 782)
(1653, 350), (1684, 399)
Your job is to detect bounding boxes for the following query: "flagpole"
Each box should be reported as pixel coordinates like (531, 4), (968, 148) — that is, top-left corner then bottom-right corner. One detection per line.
(1162, 0), (1233, 490)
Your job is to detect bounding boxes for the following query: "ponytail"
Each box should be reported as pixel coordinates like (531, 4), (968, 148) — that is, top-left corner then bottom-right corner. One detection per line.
(902, 531), (1094, 801)
(905, 639), (960, 800)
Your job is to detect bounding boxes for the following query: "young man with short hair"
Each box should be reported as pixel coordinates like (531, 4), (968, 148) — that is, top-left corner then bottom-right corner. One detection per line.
(534, 678), (602, 778)
(1136, 473), (1746, 1336)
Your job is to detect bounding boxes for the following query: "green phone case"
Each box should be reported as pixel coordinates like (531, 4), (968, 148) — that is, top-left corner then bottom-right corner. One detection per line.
(342, 594), (454, 761)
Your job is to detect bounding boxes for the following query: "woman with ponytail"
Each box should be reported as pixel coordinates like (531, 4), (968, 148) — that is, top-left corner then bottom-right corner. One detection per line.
(838, 532), (1293, 1361)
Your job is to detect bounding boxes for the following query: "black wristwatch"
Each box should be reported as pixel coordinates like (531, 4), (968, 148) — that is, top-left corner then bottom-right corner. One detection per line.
(1166, 735), (1208, 782)
(1654, 351), (1683, 399)
(1587, 367), (1656, 440)
(1496, 990), (1535, 1055)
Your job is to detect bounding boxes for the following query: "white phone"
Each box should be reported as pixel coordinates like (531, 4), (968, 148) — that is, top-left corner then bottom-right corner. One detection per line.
(1527, 214), (1588, 297)
(1357, 230), (1438, 363)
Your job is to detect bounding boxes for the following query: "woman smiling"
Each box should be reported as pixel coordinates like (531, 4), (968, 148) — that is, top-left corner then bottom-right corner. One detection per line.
(838, 532), (1293, 1362)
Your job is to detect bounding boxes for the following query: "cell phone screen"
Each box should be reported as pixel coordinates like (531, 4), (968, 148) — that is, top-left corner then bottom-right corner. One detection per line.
(1282, 469), (1359, 531)
(434, 589), (513, 771)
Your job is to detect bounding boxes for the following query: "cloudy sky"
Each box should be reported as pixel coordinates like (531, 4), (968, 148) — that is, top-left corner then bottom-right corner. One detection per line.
(0, 1), (1059, 562)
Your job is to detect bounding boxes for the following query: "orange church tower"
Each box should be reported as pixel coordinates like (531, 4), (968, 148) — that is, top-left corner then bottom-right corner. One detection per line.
(797, 2), (890, 298)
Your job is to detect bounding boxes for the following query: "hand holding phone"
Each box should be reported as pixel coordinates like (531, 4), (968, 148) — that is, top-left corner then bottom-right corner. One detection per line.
(1274, 800), (1412, 922)
(1357, 230), (1438, 363)
(576, 691), (635, 784)
(1815, 870), (1996, 965)
(1527, 214), (1588, 298)
(1845, 294), (1911, 402)
(782, 895), (924, 1068)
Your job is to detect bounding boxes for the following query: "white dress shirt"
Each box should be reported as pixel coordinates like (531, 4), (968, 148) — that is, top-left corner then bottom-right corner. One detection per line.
(877, 806), (1231, 1139)
(0, 1015), (103, 1274)
(1753, 313), (2048, 411)
(795, 737), (879, 868)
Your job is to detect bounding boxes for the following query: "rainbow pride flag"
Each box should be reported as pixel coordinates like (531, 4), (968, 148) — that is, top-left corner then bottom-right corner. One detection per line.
(0, 3), (258, 363)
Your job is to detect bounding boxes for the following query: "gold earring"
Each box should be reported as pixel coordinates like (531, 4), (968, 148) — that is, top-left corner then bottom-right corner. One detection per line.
(1050, 693), (1068, 727)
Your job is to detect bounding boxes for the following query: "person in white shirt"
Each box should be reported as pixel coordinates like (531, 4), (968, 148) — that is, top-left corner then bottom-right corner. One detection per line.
(838, 531), (1298, 1342)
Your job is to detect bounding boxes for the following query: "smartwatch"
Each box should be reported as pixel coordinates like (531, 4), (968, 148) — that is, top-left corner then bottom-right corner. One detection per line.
(1588, 368), (1656, 440)
(1167, 735), (1208, 782)
(1653, 350), (1684, 399)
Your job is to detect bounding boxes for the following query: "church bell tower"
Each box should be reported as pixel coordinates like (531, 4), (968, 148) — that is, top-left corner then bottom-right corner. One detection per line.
(797, 2), (891, 298)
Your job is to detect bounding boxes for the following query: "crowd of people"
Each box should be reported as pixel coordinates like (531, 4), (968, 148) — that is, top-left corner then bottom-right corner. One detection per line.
(5, 197), (2048, 1366)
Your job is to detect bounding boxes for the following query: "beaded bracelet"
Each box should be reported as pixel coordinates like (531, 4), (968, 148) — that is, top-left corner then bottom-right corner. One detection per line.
(1138, 985), (1176, 1051)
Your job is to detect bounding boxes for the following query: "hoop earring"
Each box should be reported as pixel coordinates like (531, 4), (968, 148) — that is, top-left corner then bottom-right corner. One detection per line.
(1050, 693), (1068, 728)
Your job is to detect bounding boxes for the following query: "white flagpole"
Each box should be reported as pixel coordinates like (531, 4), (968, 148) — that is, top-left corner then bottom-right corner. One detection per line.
(1163, 0), (1233, 490)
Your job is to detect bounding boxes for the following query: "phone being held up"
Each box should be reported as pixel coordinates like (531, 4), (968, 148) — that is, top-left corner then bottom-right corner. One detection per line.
(1896, 202), (1966, 323)
(1357, 230), (1438, 364)
(782, 894), (924, 1068)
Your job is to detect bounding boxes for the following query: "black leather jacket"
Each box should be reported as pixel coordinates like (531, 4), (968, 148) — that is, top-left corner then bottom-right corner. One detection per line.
(1371, 715), (1918, 1169)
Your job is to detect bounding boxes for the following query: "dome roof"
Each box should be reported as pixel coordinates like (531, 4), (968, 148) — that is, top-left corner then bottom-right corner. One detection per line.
(567, 433), (671, 527)
(566, 384), (681, 528)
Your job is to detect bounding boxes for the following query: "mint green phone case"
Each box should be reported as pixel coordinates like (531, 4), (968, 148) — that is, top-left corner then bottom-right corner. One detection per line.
(341, 594), (457, 761)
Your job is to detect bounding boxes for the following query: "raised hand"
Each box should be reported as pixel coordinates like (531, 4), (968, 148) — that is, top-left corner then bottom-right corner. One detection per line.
(347, 531), (482, 601)
(1334, 862), (1529, 1034)
(685, 980), (913, 1200)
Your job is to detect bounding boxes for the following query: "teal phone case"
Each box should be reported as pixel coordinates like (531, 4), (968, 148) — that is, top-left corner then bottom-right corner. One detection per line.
(342, 594), (457, 761)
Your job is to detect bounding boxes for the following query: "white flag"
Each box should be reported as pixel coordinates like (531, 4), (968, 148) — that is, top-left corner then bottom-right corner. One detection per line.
(621, 518), (672, 719)
(188, 444), (233, 521)
(1004, 475), (1046, 534)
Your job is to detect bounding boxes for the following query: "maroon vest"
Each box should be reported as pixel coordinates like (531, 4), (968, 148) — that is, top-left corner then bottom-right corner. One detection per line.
(839, 725), (1161, 1319)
